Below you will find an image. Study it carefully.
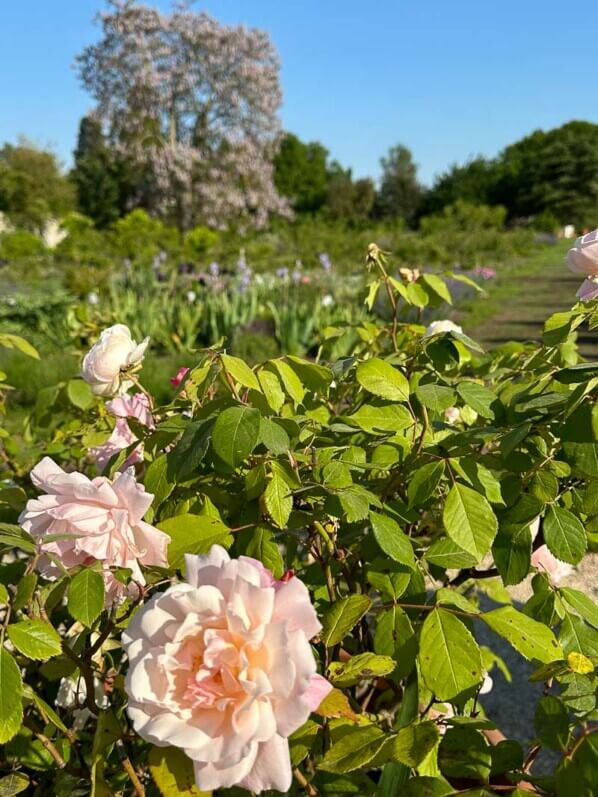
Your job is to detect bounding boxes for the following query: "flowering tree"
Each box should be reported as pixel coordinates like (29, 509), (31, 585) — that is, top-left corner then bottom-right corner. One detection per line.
(76, 0), (288, 230)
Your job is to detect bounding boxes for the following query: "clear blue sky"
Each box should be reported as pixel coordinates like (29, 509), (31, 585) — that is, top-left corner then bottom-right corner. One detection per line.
(1, 1), (597, 185)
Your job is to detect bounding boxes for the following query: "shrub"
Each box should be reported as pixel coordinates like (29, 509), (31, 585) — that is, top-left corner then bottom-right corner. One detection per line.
(0, 245), (596, 796)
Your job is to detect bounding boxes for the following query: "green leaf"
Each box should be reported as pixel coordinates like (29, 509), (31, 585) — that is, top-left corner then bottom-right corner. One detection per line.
(264, 471), (293, 528)
(554, 362), (598, 384)
(319, 725), (387, 774)
(158, 513), (233, 569)
(7, 620), (62, 660)
(387, 721), (441, 768)
(346, 403), (413, 433)
(438, 726), (491, 782)
(321, 594), (372, 647)
(259, 417), (290, 454)
(0, 333), (39, 359)
(168, 420), (213, 481)
(482, 606), (562, 663)
(555, 732), (598, 797)
(370, 511), (415, 567)
(145, 454), (175, 506)
(0, 523), (36, 553)
(492, 524), (532, 586)
(456, 381), (496, 419)
(240, 526), (284, 578)
(560, 587), (598, 630)
(269, 359), (305, 405)
(535, 695), (569, 751)
(419, 608), (482, 700)
(443, 483), (497, 562)
(148, 745), (208, 796)
(544, 506), (587, 565)
(425, 538), (478, 569)
(257, 368), (285, 412)
(289, 720), (320, 766)
(374, 606), (417, 678)
(407, 461), (445, 508)
(0, 773), (29, 796)
(66, 379), (94, 410)
(422, 273), (452, 305)
(12, 573), (37, 611)
(68, 569), (104, 627)
(356, 358), (410, 402)
(562, 403), (598, 478)
(0, 648), (23, 744)
(221, 353), (261, 391)
(329, 653), (396, 687)
(287, 356), (333, 394)
(211, 405), (260, 468)
(415, 383), (456, 413)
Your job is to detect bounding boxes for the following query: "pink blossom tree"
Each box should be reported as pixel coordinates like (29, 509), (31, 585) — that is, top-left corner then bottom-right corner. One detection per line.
(76, 0), (289, 229)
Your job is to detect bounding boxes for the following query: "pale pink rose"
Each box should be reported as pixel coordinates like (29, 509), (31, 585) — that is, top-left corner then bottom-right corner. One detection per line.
(531, 544), (573, 585)
(123, 546), (332, 794)
(566, 229), (598, 276)
(82, 324), (149, 397)
(170, 366), (190, 388)
(19, 458), (169, 603)
(576, 277), (598, 302)
(107, 393), (154, 428)
(90, 394), (154, 473)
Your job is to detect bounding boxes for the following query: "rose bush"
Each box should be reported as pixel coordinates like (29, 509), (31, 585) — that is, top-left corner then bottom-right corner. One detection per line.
(0, 239), (597, 796)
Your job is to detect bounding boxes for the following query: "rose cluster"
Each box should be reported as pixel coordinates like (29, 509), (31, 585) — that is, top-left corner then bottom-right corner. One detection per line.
(18, 324), (331, 794)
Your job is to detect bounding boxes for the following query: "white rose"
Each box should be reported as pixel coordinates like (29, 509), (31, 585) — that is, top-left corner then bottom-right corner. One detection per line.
(82, 324), (149, 396)
(423, 319), (463, 338)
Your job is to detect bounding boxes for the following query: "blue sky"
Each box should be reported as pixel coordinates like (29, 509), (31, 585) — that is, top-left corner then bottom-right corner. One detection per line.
(1, 1), (596, 185)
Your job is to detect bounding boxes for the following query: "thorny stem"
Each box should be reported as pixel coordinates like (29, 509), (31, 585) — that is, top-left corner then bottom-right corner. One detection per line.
(24, 715), (88, 780)
(117, 739), (146, 797)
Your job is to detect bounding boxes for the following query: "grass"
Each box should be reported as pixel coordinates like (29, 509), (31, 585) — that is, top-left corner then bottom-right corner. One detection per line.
(454, 241), (598, 355)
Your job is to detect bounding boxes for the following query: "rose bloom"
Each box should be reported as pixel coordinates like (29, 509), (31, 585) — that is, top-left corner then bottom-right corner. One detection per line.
(566, 229), (598, 277)
(123, 546), (332, 793)
(19, 458), (169, 603)
(423, 319), (463, 338)
(90, 393), (154, 473)
(82, 324), (149, 397)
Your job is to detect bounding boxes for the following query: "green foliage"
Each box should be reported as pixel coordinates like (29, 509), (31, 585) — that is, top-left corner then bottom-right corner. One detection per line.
(0, 244), (597, 795)
(0, 141), (74, 231)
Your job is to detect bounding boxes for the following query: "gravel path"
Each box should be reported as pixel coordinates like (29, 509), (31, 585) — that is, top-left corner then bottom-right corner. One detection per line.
(476, 554), (597, 773)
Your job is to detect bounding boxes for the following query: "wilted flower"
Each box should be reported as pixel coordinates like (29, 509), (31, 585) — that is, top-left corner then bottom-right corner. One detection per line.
(19, 458), (169, 603)
(423, 319), (463, 338)
(123, 545), (332, 793)
(82, 324), (149, 397)
(170, 366), (190, 388)
(398, 267), (420, 283)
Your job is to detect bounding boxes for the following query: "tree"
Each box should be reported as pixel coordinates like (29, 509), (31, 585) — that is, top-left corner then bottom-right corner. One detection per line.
(324, 163), (374, 223)
(273, 133), (329, 214)
(72, 115), (122, 228)
(76, 0), (288, 230)
(0, 141), (74, 231)
(495, 121), (598, 226)
(423, 157), (499, 216)
(375, 144), (423, 225)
